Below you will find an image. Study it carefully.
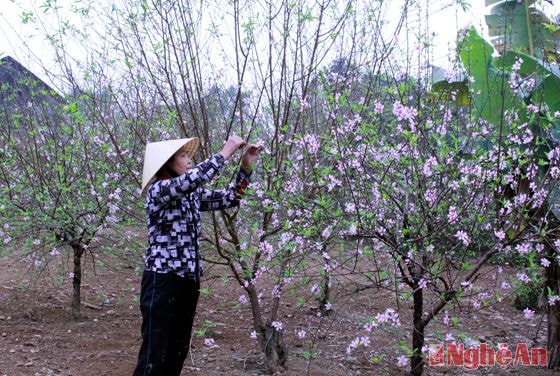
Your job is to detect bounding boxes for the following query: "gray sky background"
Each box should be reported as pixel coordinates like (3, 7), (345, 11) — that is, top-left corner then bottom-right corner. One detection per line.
(0, 0), (558, 86)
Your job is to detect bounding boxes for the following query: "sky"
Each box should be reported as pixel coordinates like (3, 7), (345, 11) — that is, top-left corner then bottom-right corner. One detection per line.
(0, 0), (558, 86)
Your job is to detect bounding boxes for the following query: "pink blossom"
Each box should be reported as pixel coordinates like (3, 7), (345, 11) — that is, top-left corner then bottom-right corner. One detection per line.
(374, 101), (384, 114)
(541, 258), (551, 267)
(364, 321), (378, 332)
(271, 285), (282, 298)
(346, 336), (370, 354)
(259, 241), (274, 260)
(397, 355), (409, 367)
(536, 244), (544, 253)
(297, 134), (320, 154)
(299, 96), (308, 112)
(523, 308), (535, 319)
(494, 230), (505, 240)
(515, 242), (532, 255)
(392, 101), (418, 125)
(49, 247), (61, 257)
(526, 104), (540, 113)
(204, 338), (215, 347)
(443, 311), (450, 326)
(516, 273), (530, 283)
(447, 206), (458, 223)
(423, 156), (438, 177)
(512, 57), (523, 71)
(455, 231), (470, 246)
(425, 189), (438, 205)
(374, 308), (401, 327)
(346, 338), (360, 354)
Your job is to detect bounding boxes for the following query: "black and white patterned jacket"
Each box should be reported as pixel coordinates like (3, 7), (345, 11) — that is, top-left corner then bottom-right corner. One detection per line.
(144, 153), (250, 279)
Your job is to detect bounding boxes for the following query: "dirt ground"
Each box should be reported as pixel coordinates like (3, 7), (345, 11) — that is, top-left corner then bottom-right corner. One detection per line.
(0, 251), (558, 376)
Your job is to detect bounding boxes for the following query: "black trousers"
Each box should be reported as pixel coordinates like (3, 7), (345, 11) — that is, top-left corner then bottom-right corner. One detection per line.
(133, 271), (201, 376)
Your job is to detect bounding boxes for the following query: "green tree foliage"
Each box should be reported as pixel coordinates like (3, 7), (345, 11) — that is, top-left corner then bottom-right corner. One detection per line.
(0, 63), (142, 318)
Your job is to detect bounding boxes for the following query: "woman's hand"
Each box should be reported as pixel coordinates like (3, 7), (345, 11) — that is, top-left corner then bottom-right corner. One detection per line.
(220, 135), (246, 160)
(241, 144), (263, 173)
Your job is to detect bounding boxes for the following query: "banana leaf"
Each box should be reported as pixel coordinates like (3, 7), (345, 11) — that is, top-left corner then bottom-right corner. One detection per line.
(459, 26), (517, 127)
(485, 0), (559, 58)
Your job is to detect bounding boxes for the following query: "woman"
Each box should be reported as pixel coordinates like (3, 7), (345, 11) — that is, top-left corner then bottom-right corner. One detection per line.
(134, 135), (262, 376)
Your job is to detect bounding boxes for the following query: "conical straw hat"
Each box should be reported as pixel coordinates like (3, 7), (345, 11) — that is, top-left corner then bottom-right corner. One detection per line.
(141, 138), (200, 193)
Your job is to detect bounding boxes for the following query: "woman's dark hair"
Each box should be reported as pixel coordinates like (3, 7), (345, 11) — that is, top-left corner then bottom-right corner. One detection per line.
(155, 156), (180, 179)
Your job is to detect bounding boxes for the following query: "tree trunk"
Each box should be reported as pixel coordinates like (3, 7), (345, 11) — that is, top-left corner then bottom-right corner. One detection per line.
(246, 284), (288, 373)
(410, 285), (425, 376)
(261, 323), (287, 373)
(319, 249), (332, 315)
(319, 271), (332, 315)
(545, 242), (560, 368)
(71, 244), (85, 319)
(549, 307), (560, 368)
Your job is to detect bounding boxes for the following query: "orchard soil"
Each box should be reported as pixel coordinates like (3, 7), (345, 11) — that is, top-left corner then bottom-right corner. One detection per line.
(0, 251), (557, 376)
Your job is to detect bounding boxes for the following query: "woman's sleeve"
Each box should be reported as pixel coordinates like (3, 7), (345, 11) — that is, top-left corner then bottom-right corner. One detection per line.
(147, 154), (225, 204)
(199, 168), (252, 211)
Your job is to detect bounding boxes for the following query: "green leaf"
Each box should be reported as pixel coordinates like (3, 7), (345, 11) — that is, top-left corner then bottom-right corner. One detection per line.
(459, 26), (516, 127)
